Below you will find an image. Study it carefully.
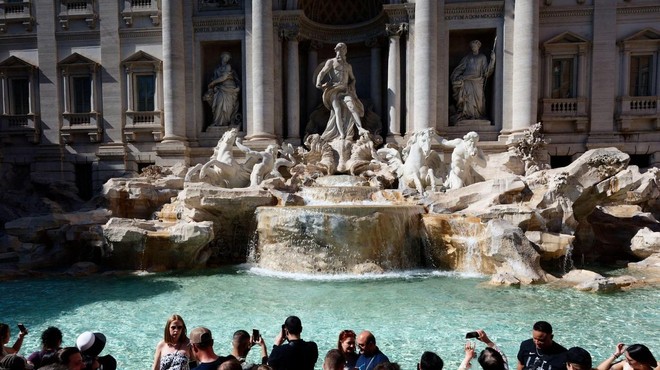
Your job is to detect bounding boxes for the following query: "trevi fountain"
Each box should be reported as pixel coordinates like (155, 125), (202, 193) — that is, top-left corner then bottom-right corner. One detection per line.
(1, 43), (658, 370)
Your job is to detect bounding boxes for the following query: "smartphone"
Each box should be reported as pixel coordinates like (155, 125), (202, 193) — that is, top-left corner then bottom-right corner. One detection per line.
(252, 329), (260, 343)
(17, 323), (28, 335)
(465, 331), (479, 339)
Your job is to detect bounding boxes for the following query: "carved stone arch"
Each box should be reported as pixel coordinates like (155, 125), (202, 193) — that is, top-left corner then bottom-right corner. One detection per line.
(298, 0), (382, 25)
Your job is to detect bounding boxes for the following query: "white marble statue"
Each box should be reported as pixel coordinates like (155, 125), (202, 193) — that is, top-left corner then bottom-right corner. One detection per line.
(377, 128), (442, 194)
(235, 142), (279, 187)
(450, 40), (495, 122)
(441, 131), (487, 189)
(184, 128), (254, 187)
(204, 51), (240, 127)
(316, 42), (369, 141)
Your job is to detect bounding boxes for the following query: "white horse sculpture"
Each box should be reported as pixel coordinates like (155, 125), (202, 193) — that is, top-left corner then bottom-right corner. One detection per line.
(185, 128), (254, 188)
(377, 128), (442, 194)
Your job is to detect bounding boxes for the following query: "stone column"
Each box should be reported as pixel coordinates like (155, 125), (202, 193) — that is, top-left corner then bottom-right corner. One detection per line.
(367, 38), (382, 114)
(283, 29), (301, 144)
(412, 0), (437, 131)
(307, 40), (322, 116)
(249, 0), (276, 141)
(386, 23), (407, 141)
(588, 0), (617, 142)
(509, 0), (539, 138)
(161, 0), (186, 142)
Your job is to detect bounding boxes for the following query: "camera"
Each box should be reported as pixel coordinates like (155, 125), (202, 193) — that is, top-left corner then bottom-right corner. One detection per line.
(465, 331), (479, 339)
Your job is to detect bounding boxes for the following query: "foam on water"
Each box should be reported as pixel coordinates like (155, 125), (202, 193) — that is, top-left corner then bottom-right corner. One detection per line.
(240, 264), (485, 281)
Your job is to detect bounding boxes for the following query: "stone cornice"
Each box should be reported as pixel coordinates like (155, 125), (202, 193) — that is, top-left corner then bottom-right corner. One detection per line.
(55, 30), (100, 42)
(118, 28), (162, 39)
(193, 16), (245, 33)
(540, 7), (593, 20)
(445, 2), (504, 21)
(382, 4), (409, 24)
(617, 5), (660, 16)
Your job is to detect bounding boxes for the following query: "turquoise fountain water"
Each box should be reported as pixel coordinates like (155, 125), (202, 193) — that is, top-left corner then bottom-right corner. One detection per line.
(1, 266), (658, 370)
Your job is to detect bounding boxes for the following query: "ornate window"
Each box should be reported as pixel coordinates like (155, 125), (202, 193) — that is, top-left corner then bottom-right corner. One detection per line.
(58, 53), (102, 143)
(617, 28), (660, 131)
(541, 32), (589, 132)
(121, 0), (160, 27)
(123, 51), (163, 142)
(0, 55), (39, 143)
(0, 0), (35, 33)
(58, 0), (97, 30)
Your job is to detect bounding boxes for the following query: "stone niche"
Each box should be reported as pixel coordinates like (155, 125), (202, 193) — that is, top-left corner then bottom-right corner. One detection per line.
(200, 40), (243, 133)
(448, 28), (497, 126)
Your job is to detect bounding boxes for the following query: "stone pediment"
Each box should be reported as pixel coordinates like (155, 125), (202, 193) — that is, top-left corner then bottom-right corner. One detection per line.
(122, 50), (161, 64)
(623, 28), (660, 42)
(0, 55), (35, 69)
(543, 31), (589, 46)
(58, 52), (99, 67)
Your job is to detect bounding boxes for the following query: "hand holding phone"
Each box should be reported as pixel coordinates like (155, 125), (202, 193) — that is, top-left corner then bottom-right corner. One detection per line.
(17, 323), (28, 335)
(465, 331), (479, 339)
(252, 329), (260, 343)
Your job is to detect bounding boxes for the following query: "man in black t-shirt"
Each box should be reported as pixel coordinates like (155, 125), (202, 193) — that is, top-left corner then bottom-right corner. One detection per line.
(268, 316), (318, 370)
(517, 321), (567, 370)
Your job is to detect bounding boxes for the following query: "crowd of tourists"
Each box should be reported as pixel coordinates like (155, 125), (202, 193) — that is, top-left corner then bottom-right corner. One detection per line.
(0, 324), (115, 370)
(1, 318), (657, 370)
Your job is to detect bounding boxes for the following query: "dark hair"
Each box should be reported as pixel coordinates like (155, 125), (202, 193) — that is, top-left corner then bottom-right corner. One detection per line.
(41, 327), (63, 350)
(478, 347), (506, 370)
(58, 347), (81, 366)
(0, 323), (9, 341)
(233, 330), (250, 342)
(324, 349), (345, 370)
(337, 330), (356, 351)
(420, 351), (444, 370)
(284, 316), (302, 335)
(0, 354), (27, 370)
(374, 362), (401, 370)
(626, 344), (658, 368)
(532, 321), (553, 334)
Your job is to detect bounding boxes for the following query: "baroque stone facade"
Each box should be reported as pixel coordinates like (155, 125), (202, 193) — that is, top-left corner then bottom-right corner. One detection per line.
(0, 0), (659, 197)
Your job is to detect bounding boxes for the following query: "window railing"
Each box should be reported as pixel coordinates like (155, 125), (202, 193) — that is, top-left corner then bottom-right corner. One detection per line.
(1, 113), (36, 130)
(618, 96), (659, 115)
(0, 0), (34, 32)
(541, 98), (587, 117)
(122, 0), (160, 26)
(125, 111), (163, 141)
(59, 0), (97, 29)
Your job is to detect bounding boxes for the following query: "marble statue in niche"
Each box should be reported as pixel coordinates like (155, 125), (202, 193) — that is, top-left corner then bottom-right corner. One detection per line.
(450, 39), (495, 123)
(315, 42), (370, 142)
(204, 51), (241, 128)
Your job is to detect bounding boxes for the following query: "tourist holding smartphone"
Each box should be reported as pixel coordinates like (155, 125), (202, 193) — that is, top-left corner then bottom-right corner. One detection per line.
(0, 322), (27, 359)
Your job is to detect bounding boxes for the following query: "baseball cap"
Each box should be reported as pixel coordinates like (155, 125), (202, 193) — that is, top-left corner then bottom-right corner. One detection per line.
(76, 332), (106, 358)
(190, 327), (213, 345)
(566, 347), (592, 369)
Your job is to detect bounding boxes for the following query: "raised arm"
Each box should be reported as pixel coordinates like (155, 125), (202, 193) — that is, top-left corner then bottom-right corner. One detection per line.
(597, 343), (626, 370)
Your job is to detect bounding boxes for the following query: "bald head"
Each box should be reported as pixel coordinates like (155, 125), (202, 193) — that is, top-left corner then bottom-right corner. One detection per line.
(357, 331), (377, 356)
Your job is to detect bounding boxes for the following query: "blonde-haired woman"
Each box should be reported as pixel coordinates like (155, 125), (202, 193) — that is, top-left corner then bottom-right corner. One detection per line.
(152, 314), (194, 370)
